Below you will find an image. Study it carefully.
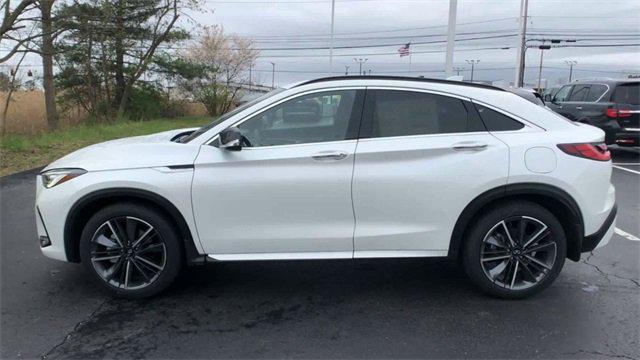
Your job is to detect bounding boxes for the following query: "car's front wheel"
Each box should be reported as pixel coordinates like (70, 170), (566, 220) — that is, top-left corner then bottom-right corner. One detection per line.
(79, 203), (182, 299)
(463, 201), (567, 299)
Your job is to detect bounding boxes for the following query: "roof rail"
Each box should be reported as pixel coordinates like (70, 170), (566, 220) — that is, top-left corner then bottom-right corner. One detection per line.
(295, 75), (506, 92)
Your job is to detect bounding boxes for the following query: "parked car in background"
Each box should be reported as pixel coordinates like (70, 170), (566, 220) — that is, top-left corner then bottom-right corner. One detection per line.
(505, 87), (546, 106)
(543, 86), (560, 103)
(547, 79), (639, 146)
(36, 76), (616, 300)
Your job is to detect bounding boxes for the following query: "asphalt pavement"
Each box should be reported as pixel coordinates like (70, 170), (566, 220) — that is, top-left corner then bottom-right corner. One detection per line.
(1, 147), (638, 359)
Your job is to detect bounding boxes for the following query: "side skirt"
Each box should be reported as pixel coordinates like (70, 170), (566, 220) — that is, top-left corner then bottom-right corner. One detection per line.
(208, 250), (448, 261)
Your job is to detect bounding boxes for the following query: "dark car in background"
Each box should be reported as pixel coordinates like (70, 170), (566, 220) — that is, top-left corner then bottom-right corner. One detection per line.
(547, 79), (639, 146)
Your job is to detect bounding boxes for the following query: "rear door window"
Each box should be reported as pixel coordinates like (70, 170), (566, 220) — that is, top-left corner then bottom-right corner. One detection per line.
(585, 85), (608, 102)
(614, 83), (640, 105)
(360, 90), (486, 139)
(568, 85), (590, 102)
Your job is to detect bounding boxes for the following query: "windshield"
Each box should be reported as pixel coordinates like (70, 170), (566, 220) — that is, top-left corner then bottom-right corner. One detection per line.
(180, 87), (286, 143)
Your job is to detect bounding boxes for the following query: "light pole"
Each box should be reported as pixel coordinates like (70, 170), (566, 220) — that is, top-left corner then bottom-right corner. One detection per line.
(444, 0), (458, 76)
(537, 44), (550, 91)
(453, 66), (465, 76)
(329, 0), (335, 74)
(354, 58), (368, 75)
(270, 62), (275, 88)
(465, 60), (479, 82)
(344, 65), (350, 75)
(515, 0), (529, 87)
(565, 60), (577, 82)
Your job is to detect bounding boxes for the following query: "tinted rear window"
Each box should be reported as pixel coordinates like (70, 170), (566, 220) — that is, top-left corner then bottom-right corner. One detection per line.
(614, 83), (640, 105)
(585, 84), (608, 102)
(363, 90), (485, 138)
(474, 104), (524, 131)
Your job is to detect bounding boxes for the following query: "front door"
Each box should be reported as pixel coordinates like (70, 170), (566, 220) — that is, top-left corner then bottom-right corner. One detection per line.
(191, 89), (365, 259)
(352, 89), (509, 257)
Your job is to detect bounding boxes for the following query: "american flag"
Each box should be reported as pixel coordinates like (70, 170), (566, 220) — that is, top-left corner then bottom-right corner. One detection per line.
(398, 42), (411, 57)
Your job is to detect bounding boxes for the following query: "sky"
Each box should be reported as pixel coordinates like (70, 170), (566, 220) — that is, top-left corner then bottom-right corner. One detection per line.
(187, 0), (640, 86)
(3, 0), (640, 88)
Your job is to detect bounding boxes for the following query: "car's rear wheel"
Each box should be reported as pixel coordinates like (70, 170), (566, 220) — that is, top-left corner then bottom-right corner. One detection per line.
(79, 203), (182, 299)
(463, 201), (566, 299)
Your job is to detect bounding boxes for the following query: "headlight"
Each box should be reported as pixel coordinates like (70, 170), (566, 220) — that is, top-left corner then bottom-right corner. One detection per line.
(41, 168), (87, 188)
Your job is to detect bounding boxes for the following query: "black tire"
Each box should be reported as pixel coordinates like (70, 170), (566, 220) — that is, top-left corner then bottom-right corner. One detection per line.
(462, 201), (567, 299)
(80, 203), (182, 299)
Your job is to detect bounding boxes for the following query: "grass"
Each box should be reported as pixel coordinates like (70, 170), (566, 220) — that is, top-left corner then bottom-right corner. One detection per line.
(0, 116), (211, 177)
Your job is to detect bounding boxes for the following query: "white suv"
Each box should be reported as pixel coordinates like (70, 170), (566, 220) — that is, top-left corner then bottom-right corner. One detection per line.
(35, 76), (617, 299)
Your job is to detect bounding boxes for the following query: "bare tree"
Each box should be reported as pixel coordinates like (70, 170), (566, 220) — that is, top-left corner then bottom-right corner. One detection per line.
(182, 25), (257, 115)
(1, 0), (39, 63)
(1, 51), (28, 135)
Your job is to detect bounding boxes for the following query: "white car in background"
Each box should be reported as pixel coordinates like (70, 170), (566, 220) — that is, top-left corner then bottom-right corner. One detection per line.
(35, 76), (617, 299)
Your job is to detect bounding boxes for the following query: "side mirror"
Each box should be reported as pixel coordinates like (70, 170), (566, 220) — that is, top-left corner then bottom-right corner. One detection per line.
(219, 127), (242, 151)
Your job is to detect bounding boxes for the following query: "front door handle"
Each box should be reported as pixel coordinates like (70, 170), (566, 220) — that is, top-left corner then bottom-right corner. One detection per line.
(451, 141), (488, 151)
(575, 106), (583, 110)
(312, 151), (348, 161)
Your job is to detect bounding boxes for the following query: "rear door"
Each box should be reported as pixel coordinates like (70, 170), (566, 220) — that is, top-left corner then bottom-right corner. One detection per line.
(613, 82), (640, 131)
(563, 83), (591, 121)
(351, 88), (509, 257)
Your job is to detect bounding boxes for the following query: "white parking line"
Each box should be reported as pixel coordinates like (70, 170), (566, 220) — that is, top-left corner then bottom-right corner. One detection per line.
(615, 227), (640, 242)
(613, 163), (640, 166)
(613, 165), (640, 175)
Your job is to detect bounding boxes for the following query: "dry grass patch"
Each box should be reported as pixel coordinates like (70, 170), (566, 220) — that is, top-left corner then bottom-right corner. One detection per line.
(0, 116), (210, 177)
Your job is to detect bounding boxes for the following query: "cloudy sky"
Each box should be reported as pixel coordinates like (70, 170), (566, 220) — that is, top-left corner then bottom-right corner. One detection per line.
(3, 0), (639, 87)
(187, 0), (640, 86)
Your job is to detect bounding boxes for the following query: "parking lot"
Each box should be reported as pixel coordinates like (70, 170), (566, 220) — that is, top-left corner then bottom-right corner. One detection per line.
(1, 147), (638, 359)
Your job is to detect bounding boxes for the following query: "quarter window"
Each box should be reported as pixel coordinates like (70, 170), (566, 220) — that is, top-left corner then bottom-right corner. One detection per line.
(362, 90), (485, 138)
(237, 90), (360, 147)
(474, 104), (525, 131)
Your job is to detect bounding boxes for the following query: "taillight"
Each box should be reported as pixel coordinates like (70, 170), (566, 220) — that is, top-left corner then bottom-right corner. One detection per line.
(557, 143), (611, 161)
(605, 108), (632, 118)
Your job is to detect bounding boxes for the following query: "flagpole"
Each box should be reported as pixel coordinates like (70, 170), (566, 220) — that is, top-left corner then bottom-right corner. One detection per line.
(409, 54), (412, 75)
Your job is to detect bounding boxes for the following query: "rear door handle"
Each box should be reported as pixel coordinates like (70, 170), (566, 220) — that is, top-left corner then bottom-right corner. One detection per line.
(451, 141), (488, 151)
(312, 151), (348, 161)
(575, 106), (583, 110)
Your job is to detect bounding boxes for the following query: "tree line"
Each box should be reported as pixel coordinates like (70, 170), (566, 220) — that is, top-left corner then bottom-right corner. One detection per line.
(1, 0), (257, 135)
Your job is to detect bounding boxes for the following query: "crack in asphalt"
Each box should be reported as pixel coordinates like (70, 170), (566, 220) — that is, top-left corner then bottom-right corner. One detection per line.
(40, 298), (110, 359)
(563, 349), (637, 360)
(582, 252), (640, 288)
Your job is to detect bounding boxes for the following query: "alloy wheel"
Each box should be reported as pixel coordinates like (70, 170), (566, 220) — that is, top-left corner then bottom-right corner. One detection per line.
(480, 216), (557, 291)
(89, 216), (166, 290)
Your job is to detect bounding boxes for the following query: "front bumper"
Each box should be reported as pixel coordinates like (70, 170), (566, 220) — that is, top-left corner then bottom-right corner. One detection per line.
(582, 204), (617, 252)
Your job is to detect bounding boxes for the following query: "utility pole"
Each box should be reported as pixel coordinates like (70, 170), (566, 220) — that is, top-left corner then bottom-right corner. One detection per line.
(354, 58), (368, 75)
(453, 66), (465, 76)
(270, 62), (275, 88)
(537, 45), (550, 91)
(329, 0), (335, 74)
(249, 63), (252, 88)
(565, 60), (577, 82)
(444, 0), (458, 77)
(515, 0), (529, 87)
(345, 65), (350, 75)
(465, 60), (479, 82)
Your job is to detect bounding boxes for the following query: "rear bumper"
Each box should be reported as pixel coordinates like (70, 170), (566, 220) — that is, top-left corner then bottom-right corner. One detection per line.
(582, 203), (617, 252)
(612, 131), (639, 147)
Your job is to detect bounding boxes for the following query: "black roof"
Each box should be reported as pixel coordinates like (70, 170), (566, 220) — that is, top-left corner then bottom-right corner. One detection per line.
(296, 75), (506, 92)
(571, 78), (640, 85)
